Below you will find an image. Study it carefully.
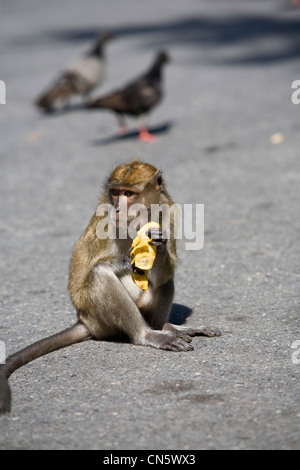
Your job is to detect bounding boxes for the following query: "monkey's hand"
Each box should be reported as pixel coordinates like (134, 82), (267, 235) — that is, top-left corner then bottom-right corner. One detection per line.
(124, 249), (146, 275)
(130, 223), (161, 291)
(147, 227), (167, 247)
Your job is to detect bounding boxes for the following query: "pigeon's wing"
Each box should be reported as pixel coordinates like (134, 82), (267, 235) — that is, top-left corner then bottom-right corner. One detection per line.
(67, 56), (105, 90)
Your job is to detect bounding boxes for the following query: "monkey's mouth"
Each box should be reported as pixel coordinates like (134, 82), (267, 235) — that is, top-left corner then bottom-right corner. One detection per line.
(114, 212), (129, 224)
(114, 211), (140, 226)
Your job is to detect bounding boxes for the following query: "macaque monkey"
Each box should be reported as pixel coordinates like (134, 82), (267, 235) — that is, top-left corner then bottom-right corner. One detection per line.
(0, 160), (221, 414)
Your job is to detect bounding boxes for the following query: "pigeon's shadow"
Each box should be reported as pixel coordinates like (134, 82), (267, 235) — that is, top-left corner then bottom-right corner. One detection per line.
(169, 303), (193, 326)
(92, 121), (174, 146)
(36, 103), (86, 117)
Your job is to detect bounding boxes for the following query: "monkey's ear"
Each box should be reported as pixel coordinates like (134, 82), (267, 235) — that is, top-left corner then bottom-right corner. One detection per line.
(146, 169), (164, 192)
(156, 173), (163, 191)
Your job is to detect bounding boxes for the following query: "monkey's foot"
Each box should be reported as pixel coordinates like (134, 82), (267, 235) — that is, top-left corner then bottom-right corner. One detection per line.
(138, 129), (157, 143)
(147, 227), (167, 247)
(143, 330), (194, 352)
(163, 323), (222, 338)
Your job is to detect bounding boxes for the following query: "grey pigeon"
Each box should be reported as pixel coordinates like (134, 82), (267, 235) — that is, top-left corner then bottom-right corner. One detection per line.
(87, 50), (170, 142)
(36, 32), (114, 111)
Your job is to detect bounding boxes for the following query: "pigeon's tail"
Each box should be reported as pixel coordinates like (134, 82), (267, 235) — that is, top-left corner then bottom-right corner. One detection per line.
(36, 73), (80, 111)
(36, 88), (63, 110)
(85, 91), (121, 110)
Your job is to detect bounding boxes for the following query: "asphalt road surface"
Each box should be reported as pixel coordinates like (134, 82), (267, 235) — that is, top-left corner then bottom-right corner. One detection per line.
(0, 0), (299, 450)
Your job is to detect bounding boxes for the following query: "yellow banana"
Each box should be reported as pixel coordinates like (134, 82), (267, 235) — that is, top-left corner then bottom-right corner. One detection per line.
(131, 222), (160, 290)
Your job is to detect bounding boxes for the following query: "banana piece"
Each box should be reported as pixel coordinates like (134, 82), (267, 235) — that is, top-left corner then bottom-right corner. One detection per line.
(131, 222), (160, 290)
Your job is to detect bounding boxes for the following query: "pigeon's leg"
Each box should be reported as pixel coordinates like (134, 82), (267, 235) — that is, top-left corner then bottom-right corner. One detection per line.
(138, 115), (156, 143)
(118, 115), (128, 136)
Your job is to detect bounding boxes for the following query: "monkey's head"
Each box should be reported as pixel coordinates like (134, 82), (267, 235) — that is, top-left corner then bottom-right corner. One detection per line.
(106, 159), (171, 228)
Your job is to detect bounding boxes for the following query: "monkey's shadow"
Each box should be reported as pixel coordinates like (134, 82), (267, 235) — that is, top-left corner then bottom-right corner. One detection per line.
(92, 121), (174, 146)
(169, 303), (193, 325)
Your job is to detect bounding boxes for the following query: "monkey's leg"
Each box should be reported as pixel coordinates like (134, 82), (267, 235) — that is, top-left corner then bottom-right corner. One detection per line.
(144, 280), (175, 330)
(139, 280), (193, 352)
(163, 323), (222, 339)
(82, 266), (193, 352)
(147, 284), (222, 343)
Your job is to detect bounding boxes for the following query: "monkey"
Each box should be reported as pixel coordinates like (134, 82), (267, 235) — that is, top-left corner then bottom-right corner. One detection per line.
(0, 159), (221, 414)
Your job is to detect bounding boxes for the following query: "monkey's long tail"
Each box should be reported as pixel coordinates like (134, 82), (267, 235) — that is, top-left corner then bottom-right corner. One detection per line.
(0, 322), (90, 414)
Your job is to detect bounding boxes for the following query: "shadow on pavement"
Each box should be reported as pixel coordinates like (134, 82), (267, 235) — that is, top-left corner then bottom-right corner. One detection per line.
(91, 121), (174, 145)
(169, 303), (193, 326)
(16, 12), (300, 64)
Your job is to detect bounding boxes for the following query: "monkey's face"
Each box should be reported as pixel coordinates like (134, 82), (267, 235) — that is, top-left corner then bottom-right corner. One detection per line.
(110, 188), (144, 227)
(107, 161), (167, 235)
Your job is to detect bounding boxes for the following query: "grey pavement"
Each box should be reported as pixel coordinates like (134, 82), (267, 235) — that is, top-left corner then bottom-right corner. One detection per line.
(0, 0), (300, 450)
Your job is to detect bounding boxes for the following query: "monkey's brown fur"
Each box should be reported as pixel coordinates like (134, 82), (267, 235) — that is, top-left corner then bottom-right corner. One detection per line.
(0, 160), (221, 414)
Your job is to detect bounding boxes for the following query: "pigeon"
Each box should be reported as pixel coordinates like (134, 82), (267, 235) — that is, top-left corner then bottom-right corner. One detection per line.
(86, 50), (170, 142)
(36, 32), (114, 112)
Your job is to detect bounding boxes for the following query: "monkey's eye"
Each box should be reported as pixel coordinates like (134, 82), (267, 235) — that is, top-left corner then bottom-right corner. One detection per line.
(111, 189), (119, 197)
(124, 191), (134, 197)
